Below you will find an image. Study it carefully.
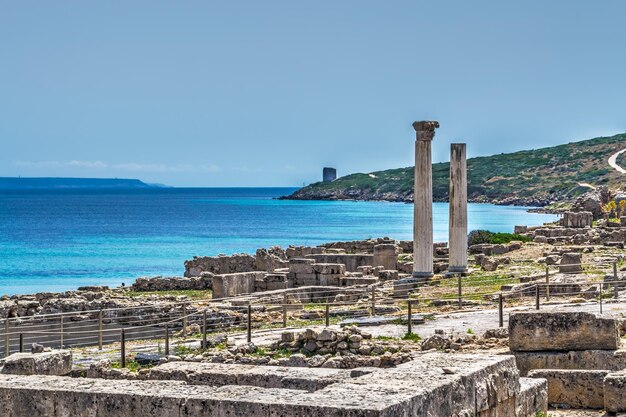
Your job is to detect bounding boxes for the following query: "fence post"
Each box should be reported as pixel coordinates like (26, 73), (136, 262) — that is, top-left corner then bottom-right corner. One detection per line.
(247, 304), (252, 343)
(370, 287), (376, 316)
(164, 325), (170, 356)
(499, 293), (504, 328)
(98, 308), (103, 350)
(407, 300), (413, 335)
(182, 303), (187, 338)
(60, 316), (64, 348)
(457, 274), (462, 309)
(545, 267), (550, 301)
(535, 285), (540, 310)
(4, 318), (9, 357)
(19, 333), (23, 353)
(202, 310), (207, 351)
(325, 303), (330, 327)
(120, 329), (126, 368)
(282, 293), (287, 328)
(600, 284), (603, 314)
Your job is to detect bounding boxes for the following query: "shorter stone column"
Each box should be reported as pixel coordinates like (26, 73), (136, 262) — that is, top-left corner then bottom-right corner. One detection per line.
(448, 143), (468, 273)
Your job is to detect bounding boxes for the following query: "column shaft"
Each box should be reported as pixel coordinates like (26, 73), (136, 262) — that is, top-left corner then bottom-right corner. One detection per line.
(411, 121), (438, 279)
(449, 143), (468, 273)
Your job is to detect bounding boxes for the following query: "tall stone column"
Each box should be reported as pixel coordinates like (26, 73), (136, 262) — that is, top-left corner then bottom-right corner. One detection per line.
(412, 121), (439, 279)
(448, 143), (468, 274)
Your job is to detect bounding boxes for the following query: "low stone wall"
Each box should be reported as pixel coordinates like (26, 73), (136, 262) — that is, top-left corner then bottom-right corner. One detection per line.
(318, 238), (392, 253)
(131, 275), (213, 292)
(285, 246), (325, 258)
(306, 254), (373, 272)
(469, 242), (521, 256)
(184, 253), (256, 277)
(528, 225), (626, 245)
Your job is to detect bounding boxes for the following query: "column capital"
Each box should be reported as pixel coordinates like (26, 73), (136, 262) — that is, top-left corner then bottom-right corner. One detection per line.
(412, 121), (439, 141)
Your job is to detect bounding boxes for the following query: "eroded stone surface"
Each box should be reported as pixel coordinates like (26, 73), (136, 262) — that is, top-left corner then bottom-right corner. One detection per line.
(603, 370), (626, 413)
(147, 361), (365, 392)
(0, 353), (536, 416)
(509, 312), (619, 352)
(516, 377), (548, 417)
(514, 349), (626, 376)
(0, 350), (72, 376)
(527, 369), (608, 409)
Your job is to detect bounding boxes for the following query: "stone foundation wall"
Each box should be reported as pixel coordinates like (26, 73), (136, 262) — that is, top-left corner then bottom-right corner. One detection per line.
(0, 353), (546, 417)
(527, 225), (626, 245)
(184, 253), (256, 277)
(288, 259), (346, 286)
(131, 275), (213, 292)
(305, 254), (373, 272)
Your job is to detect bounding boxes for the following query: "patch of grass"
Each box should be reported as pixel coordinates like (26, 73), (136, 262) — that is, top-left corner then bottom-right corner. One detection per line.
(270, 348), (292, 359)
(174, 344), (200, 356)
(250, 347), (269, 357)
(466, 328), (474, 334)
(402, 332), (421, 342)
(110, 360), (146, 372)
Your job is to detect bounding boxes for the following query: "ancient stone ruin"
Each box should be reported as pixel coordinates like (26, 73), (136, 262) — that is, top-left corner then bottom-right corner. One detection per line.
(510, 311), (626, 412)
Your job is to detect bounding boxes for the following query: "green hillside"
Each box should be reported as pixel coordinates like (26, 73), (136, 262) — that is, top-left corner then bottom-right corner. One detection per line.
(284, 133), (626, 206)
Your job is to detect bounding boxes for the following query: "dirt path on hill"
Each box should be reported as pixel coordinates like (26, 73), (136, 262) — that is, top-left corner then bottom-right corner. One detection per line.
(607, 148), (626, 174)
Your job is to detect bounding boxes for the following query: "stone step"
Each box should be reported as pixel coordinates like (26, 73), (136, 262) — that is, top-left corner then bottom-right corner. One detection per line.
(527, 369), (609, 409)
(514, 349), (626, 376)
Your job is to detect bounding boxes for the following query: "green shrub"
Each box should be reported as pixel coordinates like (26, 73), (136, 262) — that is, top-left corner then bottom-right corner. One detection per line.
(402, 332), (421, 342)
(467, 230), (531, 246)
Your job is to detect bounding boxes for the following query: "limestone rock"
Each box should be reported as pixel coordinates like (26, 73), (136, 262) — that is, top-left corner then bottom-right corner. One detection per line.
(481, 257), (499, 272)
(559, 252), (582, 273)
(527, 369), (607, 409)
(0, 350), (72, 376)
(509, 312), (619, 351)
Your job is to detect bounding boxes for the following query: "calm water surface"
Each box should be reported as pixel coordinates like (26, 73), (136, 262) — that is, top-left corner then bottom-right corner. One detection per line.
(0, 188), (558, 295)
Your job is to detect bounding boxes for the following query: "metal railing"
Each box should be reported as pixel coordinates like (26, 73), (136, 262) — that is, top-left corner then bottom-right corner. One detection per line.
(0, 257), (622, 366)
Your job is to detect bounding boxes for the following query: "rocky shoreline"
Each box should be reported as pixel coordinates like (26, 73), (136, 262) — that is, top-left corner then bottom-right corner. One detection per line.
(280, 188), (554, 208)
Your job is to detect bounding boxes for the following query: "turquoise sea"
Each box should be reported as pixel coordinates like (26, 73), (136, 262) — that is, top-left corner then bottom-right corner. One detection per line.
(0, 188), (558, 296)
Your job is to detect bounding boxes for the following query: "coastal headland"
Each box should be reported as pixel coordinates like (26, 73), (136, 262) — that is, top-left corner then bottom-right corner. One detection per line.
(282, 133), (626, 208)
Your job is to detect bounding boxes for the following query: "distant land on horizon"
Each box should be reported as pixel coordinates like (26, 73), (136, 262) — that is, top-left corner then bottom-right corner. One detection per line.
(283, 132), (626, 208)
(0, 177), (166, 190)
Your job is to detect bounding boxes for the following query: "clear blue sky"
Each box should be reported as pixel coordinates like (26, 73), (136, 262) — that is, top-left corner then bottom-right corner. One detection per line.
(1, 1), (625, 187)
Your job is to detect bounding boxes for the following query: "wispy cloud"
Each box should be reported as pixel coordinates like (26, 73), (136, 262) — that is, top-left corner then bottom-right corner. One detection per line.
(13, 160), (220, 173)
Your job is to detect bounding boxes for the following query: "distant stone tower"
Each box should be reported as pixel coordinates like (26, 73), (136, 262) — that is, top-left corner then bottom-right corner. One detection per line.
(323, 167), (337, 182)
